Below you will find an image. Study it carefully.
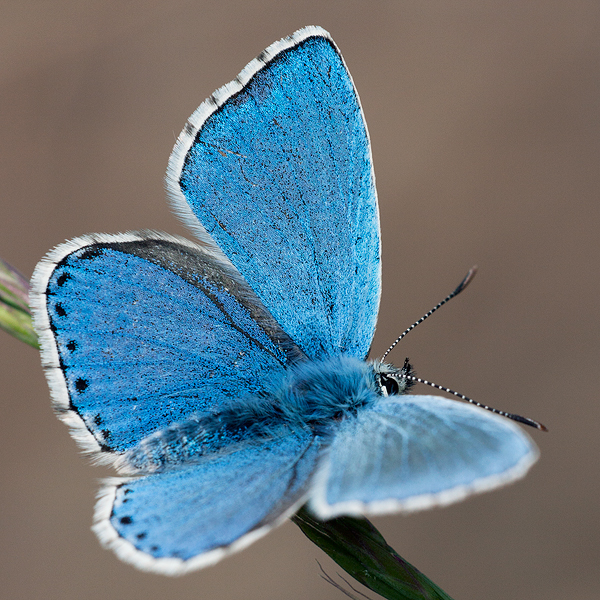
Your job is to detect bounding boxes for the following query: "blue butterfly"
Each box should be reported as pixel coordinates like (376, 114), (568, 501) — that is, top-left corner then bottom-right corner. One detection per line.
(30, 26), (541, 575)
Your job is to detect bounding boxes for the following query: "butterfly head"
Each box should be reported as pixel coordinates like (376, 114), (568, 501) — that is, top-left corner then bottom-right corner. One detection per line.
(373, 357), (416, 397)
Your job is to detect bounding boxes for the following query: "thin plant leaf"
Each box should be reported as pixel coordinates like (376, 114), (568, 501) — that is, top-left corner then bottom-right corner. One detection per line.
(317, 561), (375, 600)
(0, 258), (38, 348)
(292, 507), (455, 600)
(1, 257), (453, 600)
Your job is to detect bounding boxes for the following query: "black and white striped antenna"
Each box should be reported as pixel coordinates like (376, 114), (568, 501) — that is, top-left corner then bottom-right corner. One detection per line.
(381, 266), (477, 362)
(405, 370), (547, 431)
(381, 268), (547, 431)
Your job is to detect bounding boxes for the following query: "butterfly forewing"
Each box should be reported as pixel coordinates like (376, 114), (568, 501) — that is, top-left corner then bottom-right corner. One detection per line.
(31, 232), (303, 464)
(168, 27), (381, 361)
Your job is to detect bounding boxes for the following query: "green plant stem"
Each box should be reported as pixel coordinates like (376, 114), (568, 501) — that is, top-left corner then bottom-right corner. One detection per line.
(0, 259), (38, 348)
(293, 508), (454, 600)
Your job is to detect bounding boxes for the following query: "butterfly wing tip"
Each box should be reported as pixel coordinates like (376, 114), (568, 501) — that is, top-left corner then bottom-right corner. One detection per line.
(291, 25), (331, 40)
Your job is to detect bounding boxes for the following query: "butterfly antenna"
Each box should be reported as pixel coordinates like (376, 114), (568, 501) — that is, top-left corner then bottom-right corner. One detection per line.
(381, 266), (478, 362)
(405, 373), (548, 431)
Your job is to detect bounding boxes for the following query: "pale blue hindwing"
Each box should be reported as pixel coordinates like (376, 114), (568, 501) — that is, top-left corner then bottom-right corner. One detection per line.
(310, 395), (539, 518)
(167, 26), (381, 361)
(94, 428), (321, 574)
(30, 231), (304, 463)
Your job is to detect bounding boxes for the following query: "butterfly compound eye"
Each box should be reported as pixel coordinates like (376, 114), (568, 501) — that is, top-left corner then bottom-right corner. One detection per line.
(379, 374), (400, 396)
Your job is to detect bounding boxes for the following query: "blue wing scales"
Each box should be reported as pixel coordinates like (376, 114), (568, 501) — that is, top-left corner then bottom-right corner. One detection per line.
(167, 26), (380, 360)
(310, 395), (539, 518)
(94, 428), (321, 574)
(30, 231), (303, 463)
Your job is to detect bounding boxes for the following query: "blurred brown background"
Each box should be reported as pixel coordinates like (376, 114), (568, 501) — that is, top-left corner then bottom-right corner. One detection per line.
(1, 2), (598, 599)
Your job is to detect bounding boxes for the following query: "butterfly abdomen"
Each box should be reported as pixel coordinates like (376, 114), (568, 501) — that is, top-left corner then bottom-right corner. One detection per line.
(122, 411), (272, 473)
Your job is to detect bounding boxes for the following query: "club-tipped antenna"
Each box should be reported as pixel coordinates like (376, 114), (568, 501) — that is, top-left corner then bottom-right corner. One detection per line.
(381, 266), (478, 362)
(405, 372), (547, 431)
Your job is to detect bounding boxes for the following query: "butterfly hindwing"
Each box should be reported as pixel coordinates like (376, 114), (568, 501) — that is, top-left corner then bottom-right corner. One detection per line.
(94, 427), (321, 574)
(310, 394), (539, 518)
(167, 26), (381, 361)
(30, 231), (303, 464)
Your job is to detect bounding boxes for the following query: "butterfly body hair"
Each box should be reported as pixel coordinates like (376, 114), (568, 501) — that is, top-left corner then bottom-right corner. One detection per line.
(122, 356), (411, 473)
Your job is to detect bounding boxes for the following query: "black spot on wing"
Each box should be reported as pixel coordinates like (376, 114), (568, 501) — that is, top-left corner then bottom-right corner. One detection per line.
(74, 378), (88, 392)
(56, 272), (70, 286)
